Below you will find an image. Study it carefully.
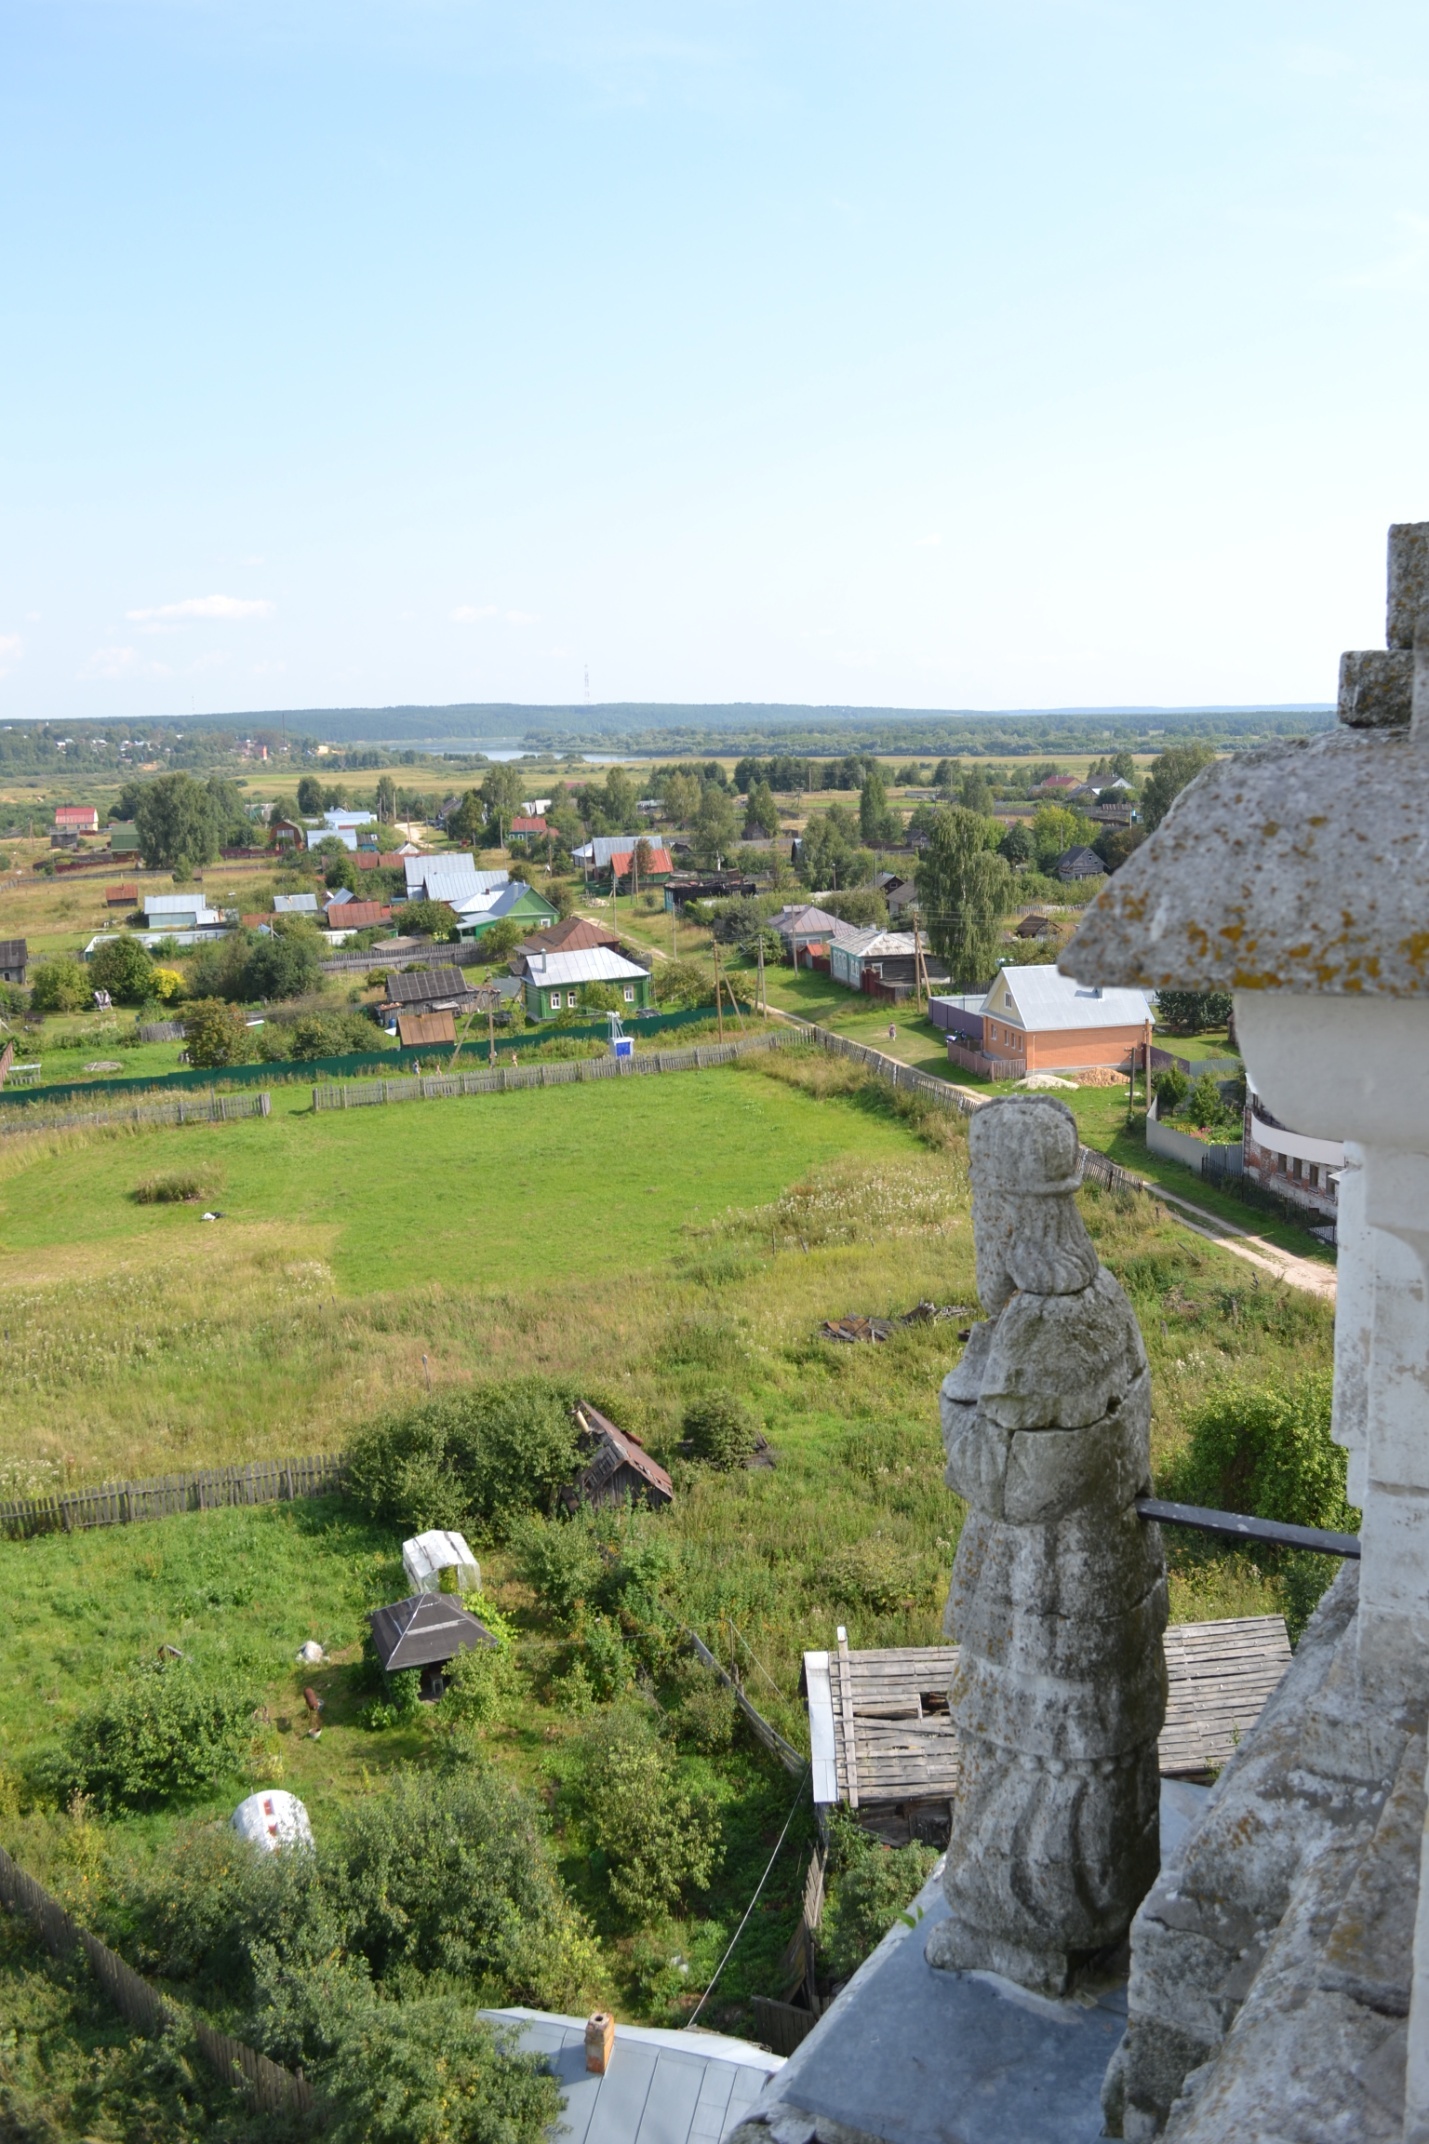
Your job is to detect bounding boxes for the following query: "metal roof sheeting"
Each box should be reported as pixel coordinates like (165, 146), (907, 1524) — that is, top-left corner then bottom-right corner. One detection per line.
(367, 1593), (495, 1672)
(997, 964), (1153, 1032)
(520, 947), (651, 986)
(572, 835), (655, 867)
(481, 2009), (781, 2144)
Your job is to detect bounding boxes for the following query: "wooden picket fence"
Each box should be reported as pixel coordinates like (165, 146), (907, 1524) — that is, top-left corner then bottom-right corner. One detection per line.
(0, 1844), (313, 2118)
(0, 1453), (346, 1541)
(311, 1027), (798, 1109)
(0, 1087), (271, 1138)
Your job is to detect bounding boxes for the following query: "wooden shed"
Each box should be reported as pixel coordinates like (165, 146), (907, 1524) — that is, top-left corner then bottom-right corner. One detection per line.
(396, 1010), (458, 1048)
(804, 1616), (1292, 1844)
(367, 1593), (496, 1698)
(564, 1403), (674, 1512)
(106, 884), (139, 908)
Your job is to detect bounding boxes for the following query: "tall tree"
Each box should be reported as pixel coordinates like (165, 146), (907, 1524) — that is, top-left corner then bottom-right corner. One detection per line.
(915, 806), (1013, 988)
(692, 783), (740, 868)
(479, 763), (525, 845)
(1140, 745), (1216, 831)
(133, 772), (221, 871)
(375, 774), (397, 822)
(296, 774), (324, 816)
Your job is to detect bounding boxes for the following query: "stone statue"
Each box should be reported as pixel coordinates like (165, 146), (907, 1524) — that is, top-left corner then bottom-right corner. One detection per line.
(926, 1094), (1167, 1996)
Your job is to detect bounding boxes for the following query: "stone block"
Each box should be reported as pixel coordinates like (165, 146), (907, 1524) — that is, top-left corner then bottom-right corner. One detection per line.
(1338, 648), (1412, 725)
(1388, 521), (1429, 649)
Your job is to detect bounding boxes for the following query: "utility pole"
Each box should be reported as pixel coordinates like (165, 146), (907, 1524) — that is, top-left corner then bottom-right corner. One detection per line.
(713, 941), (725, 1042)
(756, 932), (766, 1017)
(912, 903), (928, 1012)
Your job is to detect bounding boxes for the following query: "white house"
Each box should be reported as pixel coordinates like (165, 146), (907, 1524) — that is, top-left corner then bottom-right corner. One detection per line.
(403, 855), (510, 904)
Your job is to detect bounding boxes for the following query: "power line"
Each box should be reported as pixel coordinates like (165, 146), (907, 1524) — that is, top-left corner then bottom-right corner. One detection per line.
(685, 1768), (809, 2029)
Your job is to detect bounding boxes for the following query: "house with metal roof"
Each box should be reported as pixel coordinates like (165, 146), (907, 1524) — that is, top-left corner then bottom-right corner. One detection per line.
(143, 892), (222, 930)
(403, 855), (510, 904)
(449, 879), (560, 942)
(571, 834), (654, 871)
(941, 962), (1153, 1077)
(767, 904), (846, 965)
(606, 844), (674, 889)
(323, 900), (392, 933)
(516, 945), (654, 1021)
(828, 928), (948, 998)
(367, 1593), (495, 1697)
(483, 2009), (781, 2143)
(518, 916), (624, 957)
(273, 892), (320, 914)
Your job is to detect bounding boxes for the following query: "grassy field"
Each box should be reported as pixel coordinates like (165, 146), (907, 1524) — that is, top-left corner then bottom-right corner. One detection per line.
(0, 1010), (1337, 2110)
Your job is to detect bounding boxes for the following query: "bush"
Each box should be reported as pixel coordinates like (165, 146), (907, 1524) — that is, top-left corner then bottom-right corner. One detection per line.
(683, 1392), (760, 1470)
(88, 936), (155, 1006)
(564, 1704), (722, 1924)
(1183, 1069), (1238, 1133)
(401, 898), (458, 939)
(821, 1833), (938, 1982)
(29, 958), (90, 1013)
(150, 964), (185, 1002)
(507, 1511), (605, 1620)
(1162, 1371), (1353, 1535)
(817, 1538), (922, 1615)
(346, 1380), (583, 1537)
(1152, 1065), (1189, 1115)
(182, 998), (257, 1068)
(1155, 989), (1233, 1034)
(57, 1660), (257, 1811)
(579, 981), (624, 1014)
(318, 1992), (562, 2144)
(338, 1762), (596, 2003)
(652, 958), (712, 1008)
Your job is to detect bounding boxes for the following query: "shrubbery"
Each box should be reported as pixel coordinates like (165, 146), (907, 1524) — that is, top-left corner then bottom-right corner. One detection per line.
(88, 936), (155, 1006)
(57, 1659), (257, 1810)
(563, 1703), (722, 1923)
(1162, 1371), (1351, 1534)
(820, 1814), (937, 1982)
(682, 1392), (760, 1470)
(346, 1379), (583, 1536)
(182, 998), (256, 1068)
(29, 958), (90, 1013)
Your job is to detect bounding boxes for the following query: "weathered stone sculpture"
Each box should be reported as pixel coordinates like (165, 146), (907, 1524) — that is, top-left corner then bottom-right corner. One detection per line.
(927, 1094), (1167, 1996)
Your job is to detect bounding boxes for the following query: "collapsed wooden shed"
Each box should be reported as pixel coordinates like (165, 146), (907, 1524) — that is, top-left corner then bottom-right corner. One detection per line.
(804, 1616), (1293, 1844)
(564, 1402), (674, 1511)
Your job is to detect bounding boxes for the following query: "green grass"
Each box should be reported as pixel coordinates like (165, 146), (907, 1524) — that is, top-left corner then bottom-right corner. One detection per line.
(0, 1040), (1340, 2100)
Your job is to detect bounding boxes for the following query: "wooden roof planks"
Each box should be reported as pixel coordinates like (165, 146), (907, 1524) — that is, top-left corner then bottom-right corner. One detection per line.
(804, 1615), (1293, 1812)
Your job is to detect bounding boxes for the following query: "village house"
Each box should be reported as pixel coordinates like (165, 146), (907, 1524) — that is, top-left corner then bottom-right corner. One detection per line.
(516, 915), (623, 958)
(930, 962), (1154, 1077)
(829, 927), (950, 999)
(0, 939), (27, 985)
(1242, 1084), (1343, 1220)
(768, 903), (848, 966)
(268, 817), (305, 850)
(607, 842), (674, 891)
(53, 804), (99, 833)
(143, 891), (222, 932)
(322, 900), (392, 933)
(448, 879), (559, 943)
(402, 854), (509, 905)
(272, 891), (320, 915)
(1054, 845), (1107, 882)
(506, 813), (549, 844)
(515, 945), (653, 1021)
(1013, 911), (1058, 941)
(383, 966), (480, 1018)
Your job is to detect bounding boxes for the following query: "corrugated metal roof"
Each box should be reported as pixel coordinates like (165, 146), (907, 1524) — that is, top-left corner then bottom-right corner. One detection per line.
(273, 893), (319, 913)
(996, 964), (1153, 1032)
(833, 929), (920, 959)
(572, 835), (654, 867)
(481, 2009), (780, 2144)
(519, 947), (651, 986)
(405, 854), (510, 895)
(367, 1593), (495, 1672)
(609, 846), (674, 875)
(386, 966), (474, 1004)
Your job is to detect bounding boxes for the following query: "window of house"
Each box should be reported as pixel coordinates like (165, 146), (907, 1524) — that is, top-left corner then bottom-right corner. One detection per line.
(1292, 1156), (1303, 1179)
(623, 986), (635, 1002)
(1308, 1164), (1319, 1189)
(567, 992), (577, 1008)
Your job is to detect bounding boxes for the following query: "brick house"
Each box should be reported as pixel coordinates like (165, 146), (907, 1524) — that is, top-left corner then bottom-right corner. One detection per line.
(1242, 1086), (1343, 1219)
(931, 963), (1153, 1077)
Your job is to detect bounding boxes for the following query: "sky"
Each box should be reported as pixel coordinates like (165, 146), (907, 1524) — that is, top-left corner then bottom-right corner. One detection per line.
(2, 0), (1428, 723)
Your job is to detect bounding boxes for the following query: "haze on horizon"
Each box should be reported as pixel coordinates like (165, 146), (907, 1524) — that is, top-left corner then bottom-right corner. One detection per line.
(2, 1), (1427, 725)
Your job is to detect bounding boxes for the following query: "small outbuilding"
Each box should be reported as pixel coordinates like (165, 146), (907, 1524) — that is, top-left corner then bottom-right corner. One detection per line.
(368, 1593), (496, 1698)
(402, 1529), (481, 1596)
(565, 1403), (674, 1512)
(0, 939), (28, 985)
(231, 1790), (314, 1854)
(396, 1009), (458, 1048)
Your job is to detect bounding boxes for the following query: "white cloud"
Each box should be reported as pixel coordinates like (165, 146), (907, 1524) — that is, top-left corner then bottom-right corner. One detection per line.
(82, 645), (139, 678)
(0, 634), (22, 676)
(125, 594), (275, 623)
(452, 603), (500, 622)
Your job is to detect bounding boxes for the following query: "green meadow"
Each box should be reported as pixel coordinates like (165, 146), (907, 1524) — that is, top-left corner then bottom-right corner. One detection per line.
(0, 1049), (1337, 2092)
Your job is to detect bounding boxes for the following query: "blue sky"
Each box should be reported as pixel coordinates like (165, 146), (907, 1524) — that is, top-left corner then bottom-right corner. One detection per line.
(2, 1), (1427, 720)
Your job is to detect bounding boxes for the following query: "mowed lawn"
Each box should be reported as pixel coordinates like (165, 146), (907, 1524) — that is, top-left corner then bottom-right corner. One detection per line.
(0, 1066), (915, 1294)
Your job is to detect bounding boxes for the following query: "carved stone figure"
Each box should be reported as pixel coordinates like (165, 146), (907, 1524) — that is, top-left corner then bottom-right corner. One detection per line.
(926, 1094), (1167, 1996)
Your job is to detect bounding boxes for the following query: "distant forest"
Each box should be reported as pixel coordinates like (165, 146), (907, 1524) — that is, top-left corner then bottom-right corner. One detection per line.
(1, 701), (1334, 767)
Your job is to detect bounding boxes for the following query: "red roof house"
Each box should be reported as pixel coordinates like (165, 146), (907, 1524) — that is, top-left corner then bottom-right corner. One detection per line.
(55, 805), (100, 832)
(508, 815), (550, 842)
(324, 901), (392, 930)
(609, 845), (673, 887)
